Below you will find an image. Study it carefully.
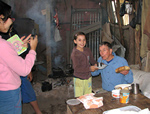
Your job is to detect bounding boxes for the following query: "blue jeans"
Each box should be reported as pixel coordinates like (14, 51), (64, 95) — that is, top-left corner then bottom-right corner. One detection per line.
(0, 87), (21, 114)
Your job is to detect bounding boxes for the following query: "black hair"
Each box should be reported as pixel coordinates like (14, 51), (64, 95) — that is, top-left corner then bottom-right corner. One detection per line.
(74, 32), (86, 40)
(99, 41), (112, 49)
(0, 1), (11, 22)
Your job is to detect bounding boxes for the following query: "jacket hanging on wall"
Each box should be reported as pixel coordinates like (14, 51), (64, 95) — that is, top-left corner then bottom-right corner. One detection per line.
(130, 0), (142, 28)
(120, 0), (126, 17)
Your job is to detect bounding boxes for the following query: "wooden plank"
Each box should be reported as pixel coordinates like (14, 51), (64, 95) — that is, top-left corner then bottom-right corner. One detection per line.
(46, 4), (52, 76)
(115, 0), (124, 46)
(135, 25), (141, 66)
(128, 26), (135, 64)
(73, 21), (101, 35)
(145, 51), (150, 72)
(66, 31), (70, 64)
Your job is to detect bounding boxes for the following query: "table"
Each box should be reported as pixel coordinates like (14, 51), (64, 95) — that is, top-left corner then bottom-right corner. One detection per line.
(67, 92), (150, 114)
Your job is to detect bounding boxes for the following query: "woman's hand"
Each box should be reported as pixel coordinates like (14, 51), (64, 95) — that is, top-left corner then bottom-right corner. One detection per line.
(29, 35), (38, 51)
(21, 34), (31, 48)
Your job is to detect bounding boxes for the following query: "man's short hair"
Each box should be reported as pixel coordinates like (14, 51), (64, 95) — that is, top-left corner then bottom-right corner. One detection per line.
(99, 41), (112, 49)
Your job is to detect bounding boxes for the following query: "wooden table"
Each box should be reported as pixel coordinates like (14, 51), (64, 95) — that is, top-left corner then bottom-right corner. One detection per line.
(67, 92), (150, 114)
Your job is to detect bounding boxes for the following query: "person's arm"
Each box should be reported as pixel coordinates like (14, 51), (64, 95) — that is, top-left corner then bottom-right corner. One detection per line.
(29, 35), (38, 51)
(91, 61), (101, 76)
(91, 57), (102, 76)
(89, 48), (97, 65)
(124, 70), (133, 83)
(90, 64), (98, 72)
(119, 58), (133, 83)
(0, 36), (37, 76)
(88, 48), (98, 72)
(91, 69), (101, 76)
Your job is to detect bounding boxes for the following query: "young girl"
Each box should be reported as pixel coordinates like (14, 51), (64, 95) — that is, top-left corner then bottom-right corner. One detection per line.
(71, 32), (98, 97)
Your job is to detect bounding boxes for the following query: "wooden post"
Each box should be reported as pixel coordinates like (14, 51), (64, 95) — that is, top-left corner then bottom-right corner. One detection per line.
(145, 51), (150, 72)
(128, 26), (135, 64)
(115, 0), (124, 46)
(135, 25), (141, 66)
(134, 1), (141, 67)
(46, 4), (52, 76)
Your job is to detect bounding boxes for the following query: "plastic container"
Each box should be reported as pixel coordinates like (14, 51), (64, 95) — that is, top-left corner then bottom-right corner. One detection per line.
(120, 89), (130, 103)
(112, 89), (120, 98)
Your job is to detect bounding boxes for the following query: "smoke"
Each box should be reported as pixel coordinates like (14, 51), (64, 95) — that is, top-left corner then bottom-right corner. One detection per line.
(26, 0), (65, 68)
(26, 0), (57, 48)
(54, 55), (65, 69)
(26, 1), (48, 44)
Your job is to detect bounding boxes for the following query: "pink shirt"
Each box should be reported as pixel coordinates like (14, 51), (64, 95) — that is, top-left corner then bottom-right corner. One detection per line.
(0, 36), (36, 91)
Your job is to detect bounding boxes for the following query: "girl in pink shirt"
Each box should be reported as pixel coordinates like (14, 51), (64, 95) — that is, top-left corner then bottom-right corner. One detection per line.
(0, 1), (38, 114)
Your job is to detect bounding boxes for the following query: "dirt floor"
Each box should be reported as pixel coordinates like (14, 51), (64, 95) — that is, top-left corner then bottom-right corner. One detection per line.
(22, 69), (102, 114)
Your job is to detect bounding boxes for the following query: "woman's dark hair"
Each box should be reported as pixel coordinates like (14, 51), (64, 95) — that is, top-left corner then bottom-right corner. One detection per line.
(99, 41), (112, 49)
(74, 32), (86, 40)
(0, 1), (11, 22)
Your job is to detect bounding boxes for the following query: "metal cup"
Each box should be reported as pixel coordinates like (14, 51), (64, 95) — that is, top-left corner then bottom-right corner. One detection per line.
(131, 83), (140, 94)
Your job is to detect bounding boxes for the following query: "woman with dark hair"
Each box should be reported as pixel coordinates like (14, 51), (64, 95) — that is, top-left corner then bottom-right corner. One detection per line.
(0, 1), (38, 114)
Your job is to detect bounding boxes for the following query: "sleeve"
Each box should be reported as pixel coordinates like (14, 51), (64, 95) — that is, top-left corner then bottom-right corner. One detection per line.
(91, 69), (101, 76)
(124, 70), (133, 83)
(89, 49), (97, 65)
(121, 58), (133, 83)
(0, 42), (36, 76)
(91, 57), (101, 76)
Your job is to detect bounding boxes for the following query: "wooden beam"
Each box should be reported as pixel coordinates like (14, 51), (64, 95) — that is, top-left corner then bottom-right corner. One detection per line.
(134, 1), (141, 67)
(115, 0), (124, 46)
(135, 25), (141, 66)
(73, 21), (102, 35)
(128, 26), (135, 64)
(46, 4), (52, 76)
(145, 51), (150, 72)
